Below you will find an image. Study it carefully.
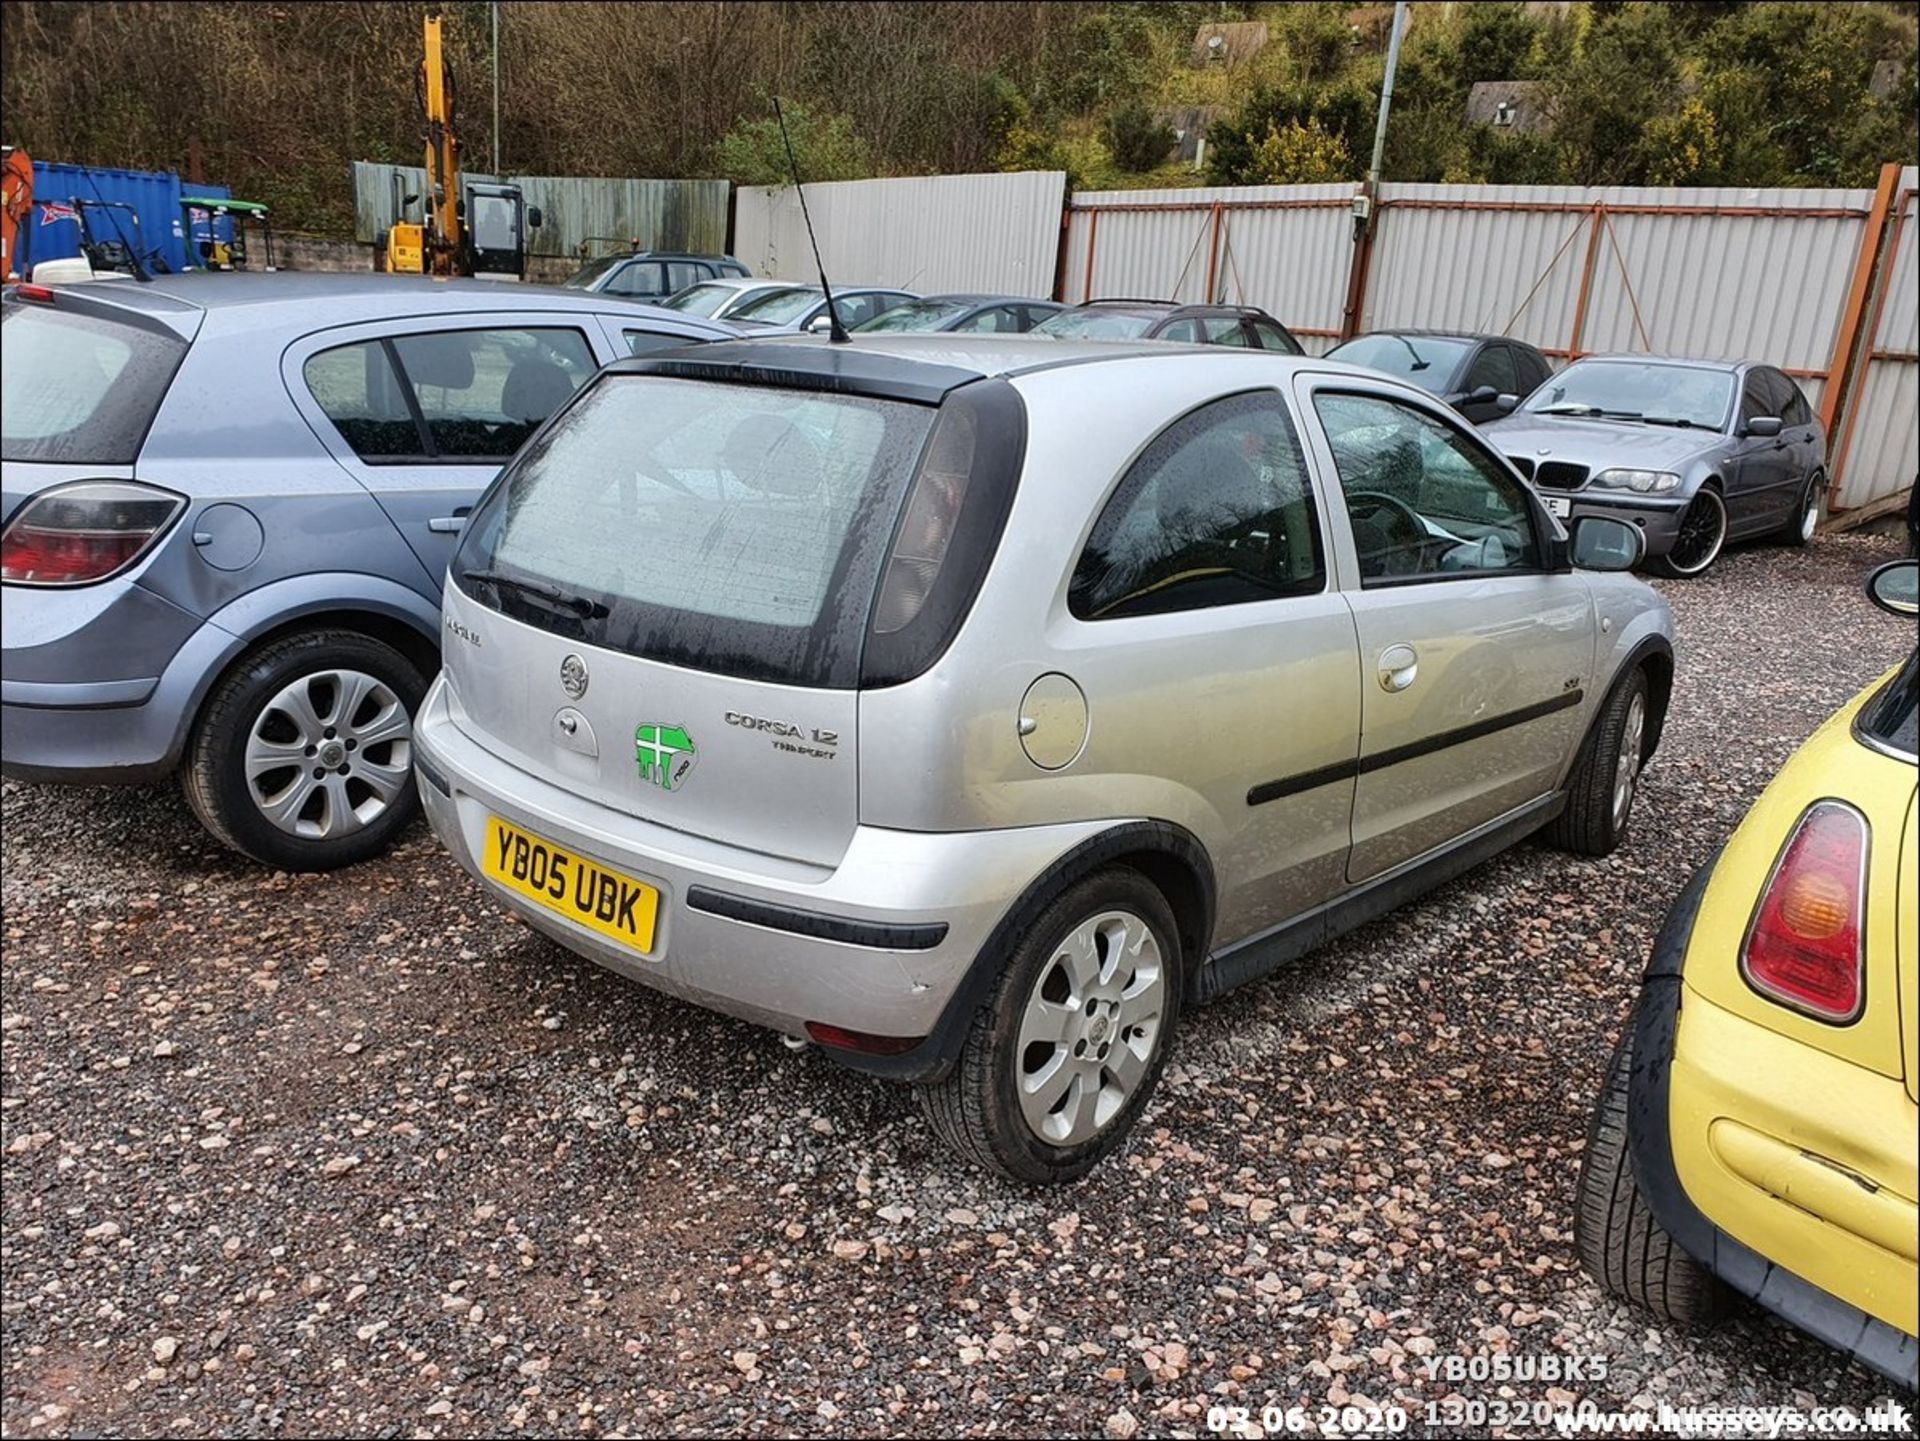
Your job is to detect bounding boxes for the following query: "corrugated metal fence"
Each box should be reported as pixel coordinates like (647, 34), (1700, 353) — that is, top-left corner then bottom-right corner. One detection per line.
(732, 170), (1066, 295)
(350, 162), (728, 259)
(1828, 167), (1918, 512)
(1066, 173), (1917, 513)
(1061, 184), (1352, 348)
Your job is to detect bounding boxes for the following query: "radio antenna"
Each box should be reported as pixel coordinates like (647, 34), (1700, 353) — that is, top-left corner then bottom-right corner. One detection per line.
(773, 97), (849, 344)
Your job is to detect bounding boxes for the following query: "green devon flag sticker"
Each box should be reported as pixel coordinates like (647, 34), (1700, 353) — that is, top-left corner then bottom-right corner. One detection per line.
(635, 723), (697, 791)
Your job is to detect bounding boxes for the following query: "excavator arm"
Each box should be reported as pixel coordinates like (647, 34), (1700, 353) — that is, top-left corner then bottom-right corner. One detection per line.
(420, 8), (462, 274)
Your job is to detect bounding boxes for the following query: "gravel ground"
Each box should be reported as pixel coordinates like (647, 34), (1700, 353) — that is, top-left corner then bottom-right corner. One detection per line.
(4, 533), (1915, 1439)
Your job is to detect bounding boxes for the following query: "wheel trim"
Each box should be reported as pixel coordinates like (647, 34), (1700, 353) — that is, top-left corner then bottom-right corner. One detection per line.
(1799, 479), (1820, 541)
(245, 668), (412, 841)
(1014, 909), (1165, 1148)
(1666, 491), (1727, 575)
(1612, 691), (1646, 832)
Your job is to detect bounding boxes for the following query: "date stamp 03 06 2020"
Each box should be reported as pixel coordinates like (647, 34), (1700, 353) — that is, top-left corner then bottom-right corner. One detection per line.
(1200, 1353), (1917, 1438)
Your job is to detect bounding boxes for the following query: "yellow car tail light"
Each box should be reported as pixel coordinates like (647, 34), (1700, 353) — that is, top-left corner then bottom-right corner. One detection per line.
(1740, 801), (1869, 1024)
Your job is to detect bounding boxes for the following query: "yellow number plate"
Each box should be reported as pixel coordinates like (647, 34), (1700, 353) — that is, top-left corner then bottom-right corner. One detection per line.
(482, 816), (660, 954)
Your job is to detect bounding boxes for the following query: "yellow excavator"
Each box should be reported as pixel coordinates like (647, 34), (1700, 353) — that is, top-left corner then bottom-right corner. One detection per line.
(380, 7), (537, 279)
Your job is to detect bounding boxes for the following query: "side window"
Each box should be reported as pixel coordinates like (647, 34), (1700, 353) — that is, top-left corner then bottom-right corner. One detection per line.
(1767, 368), (1810, 425)
(1739, 371), (1772, 425)
(1251, 319), (1302, 354)
(1464, 344), (1519, 395)
(1201, 317), (1252, 347)
(303, 340), (426, 460)
(391, 327), (596, 459)
(664, 261), (703, 293)
(1158, 318), (1201, 343)
(605, 261), (663, 296)
(1312, 391), (1543, 586)
(623, 328), (692, 356)
(1070, 390), (1325, 620)
(1021, 306), (1060, 332)
(953, 306), (1017, 334)
(1509, 345), (1547, 393)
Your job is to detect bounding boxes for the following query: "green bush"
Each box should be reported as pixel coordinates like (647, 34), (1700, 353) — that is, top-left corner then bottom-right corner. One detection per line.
(711, 101), (873, 188)
(1105, 103), (1176, 171)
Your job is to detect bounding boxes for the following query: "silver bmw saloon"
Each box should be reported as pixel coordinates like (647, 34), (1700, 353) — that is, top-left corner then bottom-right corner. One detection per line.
(413, 334), (1675, 1182)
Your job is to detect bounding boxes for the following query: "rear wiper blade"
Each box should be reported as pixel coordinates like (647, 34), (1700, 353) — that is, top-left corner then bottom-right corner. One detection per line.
(461, 568), (608, 619)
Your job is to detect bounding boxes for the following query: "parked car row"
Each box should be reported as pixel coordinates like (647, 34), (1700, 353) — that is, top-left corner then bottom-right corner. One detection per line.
(4, 267), (1910, 1387)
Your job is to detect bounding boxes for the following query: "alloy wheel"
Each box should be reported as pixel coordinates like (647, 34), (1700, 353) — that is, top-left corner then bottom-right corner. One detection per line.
(1014, 909), (1166, 1147)
(244, 669), (413, 839)
(1666, 490), (1728, 575)
(1798, 479), (1821, 541)
(1612, 691), (1647, 833)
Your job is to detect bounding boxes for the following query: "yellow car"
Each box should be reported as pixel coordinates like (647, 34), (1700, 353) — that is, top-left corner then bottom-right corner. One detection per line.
(1577, 558), (1918, 1389)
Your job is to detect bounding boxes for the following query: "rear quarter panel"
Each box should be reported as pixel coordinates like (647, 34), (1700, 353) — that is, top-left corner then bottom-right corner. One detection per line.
(1683, 666), (1915, 1080)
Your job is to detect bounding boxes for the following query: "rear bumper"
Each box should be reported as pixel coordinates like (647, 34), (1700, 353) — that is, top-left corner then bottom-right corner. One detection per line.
(1628, 863), (1919, 1389)
(412, 674), (1110, 1072)
(0, 580), (207, 784)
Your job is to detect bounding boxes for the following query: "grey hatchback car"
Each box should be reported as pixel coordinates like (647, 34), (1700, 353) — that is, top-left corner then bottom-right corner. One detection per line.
(1, 274), (735, 870)
(415, 334), (1675, 1181)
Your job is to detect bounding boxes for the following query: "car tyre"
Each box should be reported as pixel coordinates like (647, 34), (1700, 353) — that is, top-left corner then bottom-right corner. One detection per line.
(1546, 668), (1649, 858)
(1776, 471), (1823, 548)
(917, 867), (1182, 1185)
(1575, 1032), (1729, 1326)
(1650, 488), (1728, 578)
(184, 629), (427, 872)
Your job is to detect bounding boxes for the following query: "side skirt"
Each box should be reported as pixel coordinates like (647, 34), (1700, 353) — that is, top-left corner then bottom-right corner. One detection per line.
(1191, 791), (1566, 1004)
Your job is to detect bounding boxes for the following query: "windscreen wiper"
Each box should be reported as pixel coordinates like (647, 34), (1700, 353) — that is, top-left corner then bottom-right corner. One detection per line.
(1536, 402), (1603, 415)
(1639, 415), (1699, 429)
(461, 568), (608, 620)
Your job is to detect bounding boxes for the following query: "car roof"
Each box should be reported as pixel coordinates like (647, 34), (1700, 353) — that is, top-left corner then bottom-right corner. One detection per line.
(919, 293), (1046, 306)
(1341, 328), (1504, 345)
(685, 276), (799, 291)
(1060, 299), (1277, 321)
(22, 273), (740, 340)
(613, 331), (1324, 405)
(1568, 353), (1748, 373)
(613, 251), (740, 263)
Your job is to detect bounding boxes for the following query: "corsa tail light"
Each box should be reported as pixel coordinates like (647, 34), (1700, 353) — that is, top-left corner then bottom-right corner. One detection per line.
(872, 405), (978, 635)
(1740, 800), (1869, 1023)
(1, 481), (185, 585)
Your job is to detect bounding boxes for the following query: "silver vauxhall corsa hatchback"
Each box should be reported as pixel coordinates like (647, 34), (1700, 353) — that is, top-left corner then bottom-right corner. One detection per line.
(415, 335), (1675, 1182)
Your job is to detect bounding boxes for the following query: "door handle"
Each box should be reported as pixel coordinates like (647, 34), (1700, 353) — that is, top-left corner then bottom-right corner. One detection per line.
(1377, 643), (1419, 693)
(427, 506), (472, 534)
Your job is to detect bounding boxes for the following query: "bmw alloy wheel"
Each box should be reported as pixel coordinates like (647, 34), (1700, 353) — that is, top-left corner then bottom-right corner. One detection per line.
(1665, 490), (1728, 576)
(244, 669), (413, 839)
(1798, 478), (1821, 541)
(1014, 908), (1167, 1147)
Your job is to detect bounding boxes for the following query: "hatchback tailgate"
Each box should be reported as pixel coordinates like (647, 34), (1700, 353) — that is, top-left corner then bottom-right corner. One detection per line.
(443, 583), (859, 868)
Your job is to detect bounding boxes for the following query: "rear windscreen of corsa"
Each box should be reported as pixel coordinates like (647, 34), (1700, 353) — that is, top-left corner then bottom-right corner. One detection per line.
(453, 376), (937, 687)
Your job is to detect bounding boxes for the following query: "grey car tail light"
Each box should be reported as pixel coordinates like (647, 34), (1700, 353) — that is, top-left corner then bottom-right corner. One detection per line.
(873, 405), (977, 635)
(859, 378), (1027, 687)
(0, 480), (186, 586)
